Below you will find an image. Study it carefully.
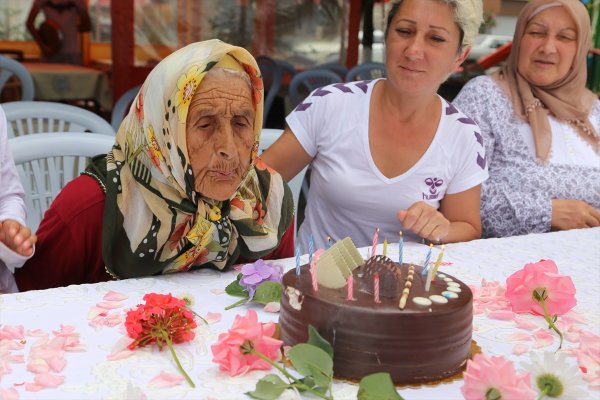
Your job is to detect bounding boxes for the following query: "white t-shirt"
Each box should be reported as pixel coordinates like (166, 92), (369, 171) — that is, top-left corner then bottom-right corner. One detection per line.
(286, 79), (489, 252)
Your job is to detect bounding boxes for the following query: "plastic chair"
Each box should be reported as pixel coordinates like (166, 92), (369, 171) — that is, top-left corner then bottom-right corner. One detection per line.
(0, 56), (35, 101)
(111, 85), (141, 132)
(345, 62), (387, 82)
(259, 128), (308, 245)
(256, 56), (283, 128)
(315, 62), (347, 80)
(2, 101), (115, 138)
(9, 132), (115, 231)
(288, 69), (343, 108)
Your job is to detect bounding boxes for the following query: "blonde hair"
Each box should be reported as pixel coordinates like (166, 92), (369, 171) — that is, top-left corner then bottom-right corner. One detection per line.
(385, 0), (483, 49)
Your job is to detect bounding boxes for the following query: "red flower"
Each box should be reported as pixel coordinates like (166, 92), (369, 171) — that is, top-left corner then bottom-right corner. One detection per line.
(253, 201), (266, 225)
(125, 293), (197, 386)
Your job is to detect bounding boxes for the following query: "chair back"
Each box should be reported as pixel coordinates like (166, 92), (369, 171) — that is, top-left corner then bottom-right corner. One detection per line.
(111, 85), (141, 132)
(2, 101), (114, 138)
(256, 56), (283, 128)
(0, 56), (35, 101)
(346, 62), (387, 82)
(315, 62), (347, 80)
(259, 128), (308, 245)
(9, 132), (115, 231)
(289, 69), (342, 108)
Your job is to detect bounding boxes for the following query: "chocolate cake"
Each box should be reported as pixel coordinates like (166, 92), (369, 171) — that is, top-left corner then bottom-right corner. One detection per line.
(279, 255), (473, 385)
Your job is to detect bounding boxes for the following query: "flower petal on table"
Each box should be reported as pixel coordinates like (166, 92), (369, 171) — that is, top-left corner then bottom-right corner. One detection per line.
(513, 316), (539, 331)
(34, 372), (65, 388)
(0, 387), (19, 400)
(26, 358), (49, 374)
(24, 383), (44, 392)
(263, 302), (280, 313)
(147, 371), (184, 388)
(504, 332), (531, 342)
(87, 307), (108, 320)
(26, 329), (47, 338)
(0, 326), (24, 341)
(97, 301), (123, 310)
(210, 288), (225, 295)
(533, 329), (555, 348)
(487, 310), (515, 321)
(205, 312), (222, 324)
(103, 291), (128, 301)
(52, 325), (77, 337)
(47, 356), (67, 373)
(512, 344), (529, 355)
(107, 336), (134, 361)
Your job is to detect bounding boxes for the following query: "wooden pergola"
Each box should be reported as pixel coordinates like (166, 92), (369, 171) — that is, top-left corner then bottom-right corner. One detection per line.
(110, 0), (363, 103)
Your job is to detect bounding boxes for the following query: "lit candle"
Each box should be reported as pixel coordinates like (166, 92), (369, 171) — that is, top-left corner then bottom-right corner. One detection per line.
(295, 244), (301, 275)
(421, 243), (433, 277)
(431, 244), (446, 281)
(398, 231), (404, 266)
(308, 234), (315, 265)
(310, 259), (318, 291)
(371, 228), (379, 258)
(326, 236), (332, 249)
(374, 272), (381, 303)
(383, 238), (388, 257)
(347, 275), (354, 301)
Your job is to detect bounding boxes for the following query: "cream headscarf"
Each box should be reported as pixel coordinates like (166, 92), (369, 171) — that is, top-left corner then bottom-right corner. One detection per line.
(492, 0), (598, 161)
(100, 40), (292, 279)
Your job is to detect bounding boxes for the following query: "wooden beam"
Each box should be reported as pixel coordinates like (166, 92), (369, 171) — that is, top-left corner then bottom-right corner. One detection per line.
(346, 0), (361, 68)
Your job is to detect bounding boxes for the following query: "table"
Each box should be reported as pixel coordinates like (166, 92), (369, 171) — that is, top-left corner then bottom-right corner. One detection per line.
(23, 63), (112, 110)
(1, 228), (599, 399)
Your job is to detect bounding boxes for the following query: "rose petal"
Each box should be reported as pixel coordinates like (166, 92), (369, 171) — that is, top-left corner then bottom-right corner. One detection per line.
(47, 356), (67, 373)
(96, 301), (123, 310)
(488, 310), (515, 321)
(505, 332), (532, 342)
(205, 312), (222, 324)
(512, 343), (529, 355)
(147, 371), (184, 389)
(210, 288), (225, 295)
(263, 302), (280, 313)
(87, 307), (108, 320)
(26, 329), (47, 337)
(0, 387), (19, 400)
(34, 372), (64, 388)
(103, 291), (128, 301)
(533, 329), (555, 348)
(24, 383), (44, 392)
(107, 336), (134, 361)
(26, 358), (49, 374)
(513, 316), (539, 331)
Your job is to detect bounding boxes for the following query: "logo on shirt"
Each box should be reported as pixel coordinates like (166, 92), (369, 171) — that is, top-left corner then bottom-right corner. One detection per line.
(422, 177), (443, 200)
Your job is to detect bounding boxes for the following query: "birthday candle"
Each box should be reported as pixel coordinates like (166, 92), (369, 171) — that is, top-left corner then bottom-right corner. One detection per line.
(295, 244), (301, 275)
(310, 259), (318, 291)
(374, 272), (381, 303)
(326, 236), (332, 249)
(425, 267), (433, 292)
(398, 231), (404, 266)
(421, 243), (433, 276)
(347, 275), (354, 301)
(308, 234), (315, 265)
(431, 244), (446, 281)
(383, 238), (388, 257)
(371, 228), (379, 258)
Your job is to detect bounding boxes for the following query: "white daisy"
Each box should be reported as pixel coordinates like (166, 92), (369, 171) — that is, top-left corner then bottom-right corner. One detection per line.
(522, 351), (587, 399)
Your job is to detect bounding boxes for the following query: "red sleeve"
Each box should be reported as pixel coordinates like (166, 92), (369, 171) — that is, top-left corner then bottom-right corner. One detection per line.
(14, 175), (112, 291)
(261, 218), (295, 260)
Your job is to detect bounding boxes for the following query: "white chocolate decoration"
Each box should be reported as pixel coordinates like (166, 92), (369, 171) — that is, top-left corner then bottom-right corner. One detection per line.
(442, 291), (459, 299)
(443, 277), (454, 282)
(446, 281), (460, 287)
(437, 273), (446, 278)
(286, 287), (304, 310)
(412, 297), (432, 306)
(429, 295), (448, 304)
(446, 286), (462, 293)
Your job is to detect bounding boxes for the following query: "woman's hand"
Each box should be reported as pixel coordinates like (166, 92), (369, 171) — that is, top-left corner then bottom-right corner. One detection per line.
(0, 219), (37, 257)
(551, 199), (600, 231)
(397, 202), (450, 243)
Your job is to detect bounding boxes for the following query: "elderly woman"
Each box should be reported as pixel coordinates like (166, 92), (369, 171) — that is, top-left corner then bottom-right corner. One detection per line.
(453, 0), (600, 238)
(262, 0), (488, 251)
(15, 40), (293, 291)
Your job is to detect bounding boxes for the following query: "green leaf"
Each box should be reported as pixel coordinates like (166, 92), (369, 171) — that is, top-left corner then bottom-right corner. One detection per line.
(307, 325), (334, 359)
(225, 274), (248, 298)
(252, 281), (283, 305)
(246, 374), (289, 400)
(357, 373), (403, 400)
(288, 343), (333, 387)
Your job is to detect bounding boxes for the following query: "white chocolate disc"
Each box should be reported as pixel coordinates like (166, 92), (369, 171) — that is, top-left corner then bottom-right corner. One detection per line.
(446, 281), (460, 287)
(446, 286), (461, 293)
(442, 291), (458, 299)
(412, 297), (432, 306)
(429, 295), (448, 304)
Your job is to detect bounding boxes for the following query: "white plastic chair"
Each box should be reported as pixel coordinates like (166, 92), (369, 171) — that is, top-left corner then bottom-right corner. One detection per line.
(2, 101), (115, 138)
(345, 62), (387, 82)
(0, 56), (35, 101)
(111, 85), (140, 132)
(260, 128), (308, 244)
(9, 132), (115, 231)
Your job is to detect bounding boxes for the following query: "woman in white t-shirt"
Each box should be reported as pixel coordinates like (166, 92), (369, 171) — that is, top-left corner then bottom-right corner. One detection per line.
(262, 0), (489, 251)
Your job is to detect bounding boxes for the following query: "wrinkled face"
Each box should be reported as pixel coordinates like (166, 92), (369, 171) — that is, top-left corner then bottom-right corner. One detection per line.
(517, 6), (577, 87)
(384, 0), (469, 95)
(186, 71), (255, 201)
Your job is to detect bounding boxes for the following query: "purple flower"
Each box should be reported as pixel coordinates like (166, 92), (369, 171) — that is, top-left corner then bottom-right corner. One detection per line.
(239, 260), (283, 300)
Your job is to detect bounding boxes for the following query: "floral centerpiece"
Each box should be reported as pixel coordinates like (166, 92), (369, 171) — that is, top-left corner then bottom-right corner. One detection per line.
(225, 260), (284, 310)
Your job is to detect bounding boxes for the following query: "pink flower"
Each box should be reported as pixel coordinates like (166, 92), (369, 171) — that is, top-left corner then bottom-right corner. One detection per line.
(505, 260), (576, 316)
(461, 354), (536, 400)
(211, 309), (282, 376)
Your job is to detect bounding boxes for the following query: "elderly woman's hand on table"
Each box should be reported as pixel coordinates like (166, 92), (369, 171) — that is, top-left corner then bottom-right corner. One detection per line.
(551, 199), (600, 231)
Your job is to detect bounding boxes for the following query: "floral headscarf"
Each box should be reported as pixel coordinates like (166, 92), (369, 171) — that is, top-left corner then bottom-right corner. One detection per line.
(102, 40), (293, 279)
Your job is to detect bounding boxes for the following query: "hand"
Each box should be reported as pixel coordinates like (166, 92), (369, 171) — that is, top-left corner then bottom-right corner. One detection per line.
(397, 201), (450, 243)
(551, 199), (600, 231)
(590, 48), (600, 56)
(0, 219), (37, 257)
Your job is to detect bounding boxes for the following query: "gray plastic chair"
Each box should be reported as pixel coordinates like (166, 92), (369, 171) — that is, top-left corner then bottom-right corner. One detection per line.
(346, 62), (387, 82)
(288, 69), (342, 108)
(9, 132), (115, 231)
(0, 56), (35, 101)
(2, 101), (115, 138)
(315, 62), (347, 80)
(111, 85), (141, 132)
(256, 56), (283, 128)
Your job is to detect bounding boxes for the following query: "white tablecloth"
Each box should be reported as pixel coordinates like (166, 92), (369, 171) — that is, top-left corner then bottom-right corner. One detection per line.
(1, 228), (599, 399)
